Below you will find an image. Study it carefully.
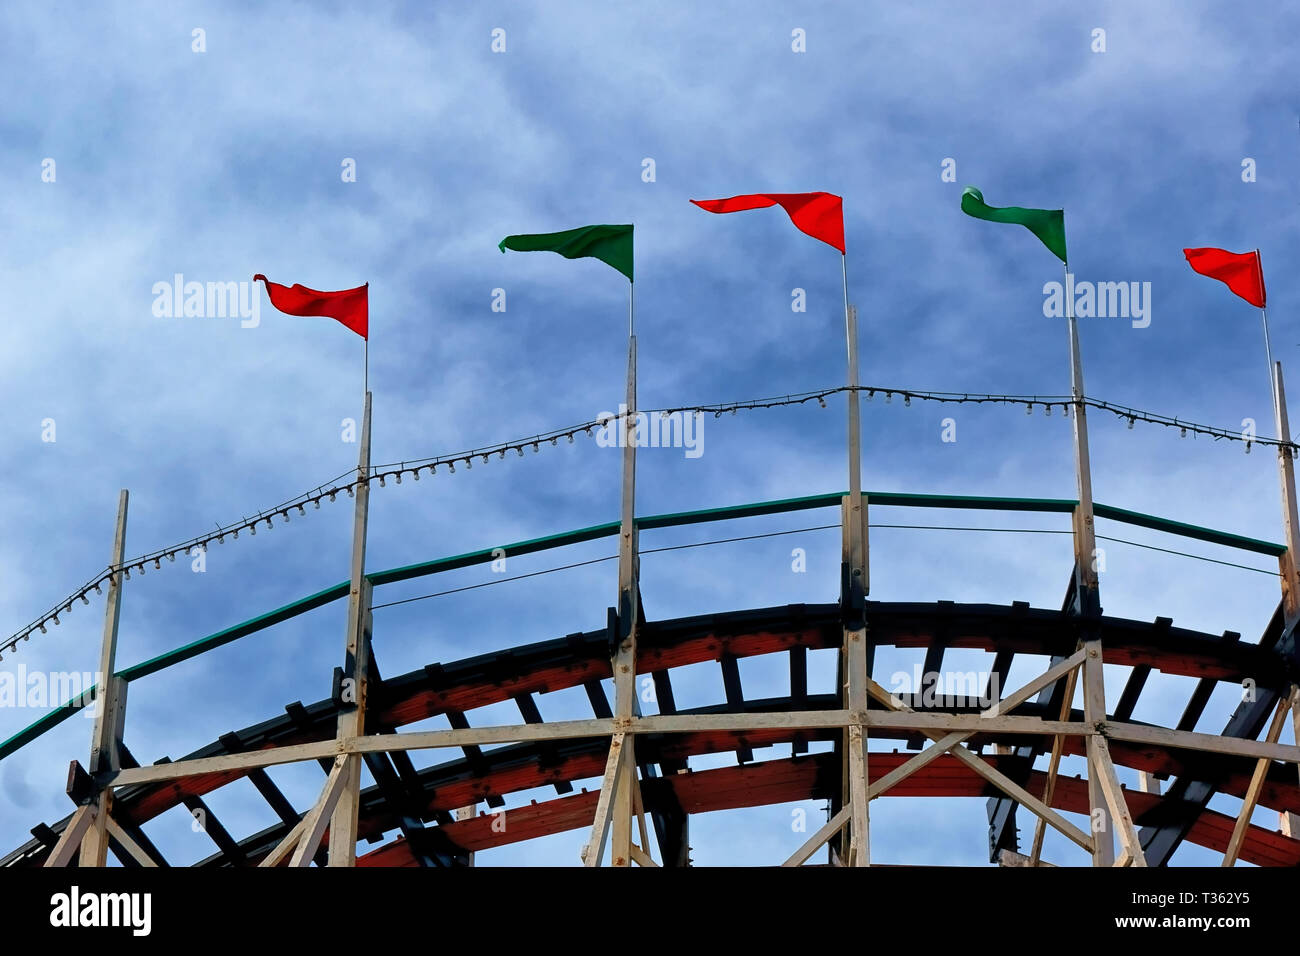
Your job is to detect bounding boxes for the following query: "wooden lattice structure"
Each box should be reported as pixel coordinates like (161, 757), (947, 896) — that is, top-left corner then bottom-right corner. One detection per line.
(5, 480), (1300, 868)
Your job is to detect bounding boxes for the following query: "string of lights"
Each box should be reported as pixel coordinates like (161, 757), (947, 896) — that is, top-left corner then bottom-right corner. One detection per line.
(3, 384), (1294, 659)
(652, 386), (1300, 454)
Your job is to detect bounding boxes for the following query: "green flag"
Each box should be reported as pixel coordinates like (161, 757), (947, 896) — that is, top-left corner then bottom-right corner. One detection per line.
(960, 187), (1067, 264)
(498, 224), (634, 281)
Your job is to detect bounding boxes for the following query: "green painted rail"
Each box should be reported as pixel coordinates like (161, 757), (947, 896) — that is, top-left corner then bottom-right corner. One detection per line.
(0, 490), (1283, 763)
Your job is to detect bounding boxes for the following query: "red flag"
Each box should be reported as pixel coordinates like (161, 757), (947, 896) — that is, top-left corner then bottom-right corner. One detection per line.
(1182, 248), (1265, 309)
(254, 275), (369, 339)
(691, 192), (845, 253)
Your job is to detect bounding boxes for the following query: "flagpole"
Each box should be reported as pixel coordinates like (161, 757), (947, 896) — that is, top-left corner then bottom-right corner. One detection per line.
(1262, 307), (1278, 409)
(1255, 250), (1276, 412)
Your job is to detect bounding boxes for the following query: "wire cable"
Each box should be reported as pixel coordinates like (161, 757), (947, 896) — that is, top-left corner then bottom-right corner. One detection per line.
(4, 383), (1293, 657)
(367, 520), (1277, 613)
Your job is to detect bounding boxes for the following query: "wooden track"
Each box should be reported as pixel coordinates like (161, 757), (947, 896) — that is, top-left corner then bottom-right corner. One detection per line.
(7, 599), (1298, 867)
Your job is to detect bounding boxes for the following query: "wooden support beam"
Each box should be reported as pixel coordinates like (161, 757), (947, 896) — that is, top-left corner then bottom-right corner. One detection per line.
(629, 844), (658, 868)
(606, 330), (641, 869)
(631, 770), (654, 866)
(259, 817), (306, 868)
(110, 742), (171, 867)
(455, 805), (476, 867)
(81, 490), (129, 868)
(865, 673), (1093, 853)
(1137, 771), (1161, 795)
(362, 747), (434, 867)
(104, 815), (157, 868)
(872, 652), (1087, 805)
(841, 490), (870, 865)
(1223, 689), (1295, 866)
(866, 713), (1084, 735)
(444, 709), (504, 809)
(181, 793), (246, 864)
(1272, 363), (1300, 623)
(513, 693), (572, 795)
(329, 392), (372, 867)
(1030, 654), (1080, 865)
(100, 708), (1103, 790)
(719, 654), (753, 763)
(1066, 309), (1101, 619)
(846, 723), (869, 866)
(869, 732), (968, 799)
(790, 646), (809, 755)
(1177, 637), (1237, 732)
(1104, 718), (1300, 764)
(245, 768), (324, 865)
(42, 805), (95, 868)
(582, 731), (628, 867)
(783, 806), (851, 867)
(1113, 660), (1153, 721)
(1138, 610), (1294, 864)
(609, 732), (636, 868)
(1090, 735), (1147, 866)
(987, 597), (1073, 859)
(953, 742), (1094, 852)
(291, 755), (349, 867)
(584, 680), (613, 719)
(95, 700), (1300, 800)
(1067, 304), (1105, 864)
(1082, 639), (1115, 866)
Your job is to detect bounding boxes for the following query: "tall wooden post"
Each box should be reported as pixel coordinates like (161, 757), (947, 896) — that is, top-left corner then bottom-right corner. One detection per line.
(1065, 275), (1100, 617)
(1272, 363), (1300, 626)
(609, 320), (639, 867)
(80, 490), (129, 867)
(329, 392), (372, 866)
(841, 296), (870, 866)
(1064, 266), (1113, 865)
(584, 285), (641, 867)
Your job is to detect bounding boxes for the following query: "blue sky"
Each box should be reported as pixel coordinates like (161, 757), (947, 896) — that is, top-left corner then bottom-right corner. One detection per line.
(1, 0), (1298, 866)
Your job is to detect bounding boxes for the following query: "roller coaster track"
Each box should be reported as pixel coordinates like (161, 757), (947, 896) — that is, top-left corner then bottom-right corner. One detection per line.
(6, 490), (1300, 867)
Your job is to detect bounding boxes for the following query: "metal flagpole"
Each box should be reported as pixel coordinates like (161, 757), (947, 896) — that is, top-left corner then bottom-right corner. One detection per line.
(840, 251), (870, 866)
(1261, 310), (1274, 395)
(1257, 252), (1276, 410)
